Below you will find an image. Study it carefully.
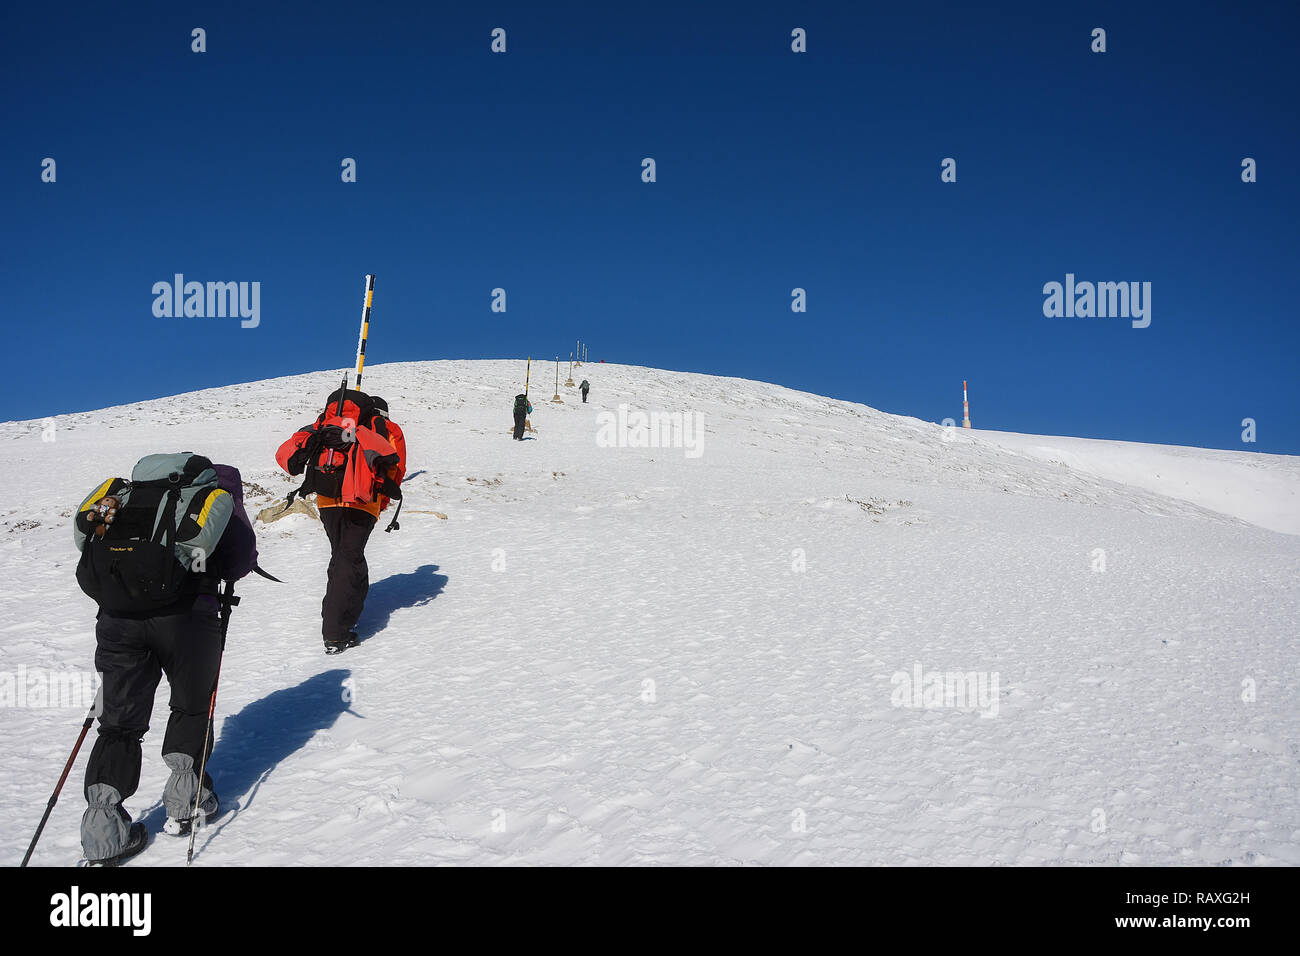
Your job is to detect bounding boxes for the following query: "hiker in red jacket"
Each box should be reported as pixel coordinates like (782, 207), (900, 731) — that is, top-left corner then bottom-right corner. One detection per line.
(276, 388), (406, 654)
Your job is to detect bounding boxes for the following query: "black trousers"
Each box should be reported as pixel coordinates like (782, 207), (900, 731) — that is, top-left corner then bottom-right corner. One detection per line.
(84, 602), (222, 804)
(321, 506), (376, 641)
(581, 390), (588, 403)
(513, 409), (527, 439)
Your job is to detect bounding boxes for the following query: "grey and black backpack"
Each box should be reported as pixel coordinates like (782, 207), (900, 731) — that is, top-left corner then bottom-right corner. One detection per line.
(74, 453), (234, 613)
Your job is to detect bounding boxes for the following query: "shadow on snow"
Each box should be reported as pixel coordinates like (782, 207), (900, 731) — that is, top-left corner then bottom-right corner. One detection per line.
(139, 668), (354, 848)
(358, 563), (447, 641)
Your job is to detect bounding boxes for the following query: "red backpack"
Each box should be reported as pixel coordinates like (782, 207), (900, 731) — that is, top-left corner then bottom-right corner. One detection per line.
(275, 390), (404, 530)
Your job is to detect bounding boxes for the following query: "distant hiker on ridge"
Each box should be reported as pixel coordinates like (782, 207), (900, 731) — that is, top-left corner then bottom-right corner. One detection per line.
(513, 392), (532, 440)
(276, 388), (406, 655)
(580, 379), (590, 403)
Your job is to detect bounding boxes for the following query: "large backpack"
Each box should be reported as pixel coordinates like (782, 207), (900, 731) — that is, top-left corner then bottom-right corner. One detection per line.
(275, 389), (403, 529)
(74, 453), (234, 613)
(514, 394), (529, 413)
(210, 463), (259, 582)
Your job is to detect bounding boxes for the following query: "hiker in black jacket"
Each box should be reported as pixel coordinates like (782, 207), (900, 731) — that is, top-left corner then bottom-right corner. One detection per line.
(512, 394), (532, 440)
(580, 379), (590, 403)
(72, 455), (257, 866)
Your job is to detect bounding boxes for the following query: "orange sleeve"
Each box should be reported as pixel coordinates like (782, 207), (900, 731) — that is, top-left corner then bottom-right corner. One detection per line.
(276, 428), (313, 475)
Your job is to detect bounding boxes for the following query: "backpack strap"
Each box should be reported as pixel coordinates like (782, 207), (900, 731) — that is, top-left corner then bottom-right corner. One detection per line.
(217, 580), (239, 650)
(251, 563), (284, 583)
(279, 483), (308, 515)
(384, 496), (403, 533)
(148, 480), (184, 552)
(376, 471), (404, 533)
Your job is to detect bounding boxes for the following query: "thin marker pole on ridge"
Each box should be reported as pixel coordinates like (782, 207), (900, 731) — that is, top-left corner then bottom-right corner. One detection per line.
(524, 357), (534, 432)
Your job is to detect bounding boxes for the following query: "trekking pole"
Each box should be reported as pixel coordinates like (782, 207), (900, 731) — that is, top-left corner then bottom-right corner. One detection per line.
(20, 689), (102, 867)
(354, 274), (376, 391)
(187, 580), (237, 865)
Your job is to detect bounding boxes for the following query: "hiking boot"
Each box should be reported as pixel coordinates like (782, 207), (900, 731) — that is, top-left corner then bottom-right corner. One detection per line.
(163, 790), (219, 836)
(86, 822), (147, 867)
(324, 631), (360, 655)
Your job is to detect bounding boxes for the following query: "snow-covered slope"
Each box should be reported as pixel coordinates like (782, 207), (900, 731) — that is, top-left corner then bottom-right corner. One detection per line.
(978, 429), (1300, 536)
(3, 360), (1298, 865)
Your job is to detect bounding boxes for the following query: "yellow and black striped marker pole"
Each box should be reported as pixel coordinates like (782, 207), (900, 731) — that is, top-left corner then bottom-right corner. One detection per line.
(354, 274), (376, 390)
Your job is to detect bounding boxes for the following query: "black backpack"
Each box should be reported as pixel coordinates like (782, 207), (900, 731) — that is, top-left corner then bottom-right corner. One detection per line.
(514, 394), (529, 412)
(75, 454), (232, 614)
(285, 424), (354, 499)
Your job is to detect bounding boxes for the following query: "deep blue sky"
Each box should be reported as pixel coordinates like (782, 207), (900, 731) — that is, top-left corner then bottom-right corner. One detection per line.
(4, 1), (1297, 452)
